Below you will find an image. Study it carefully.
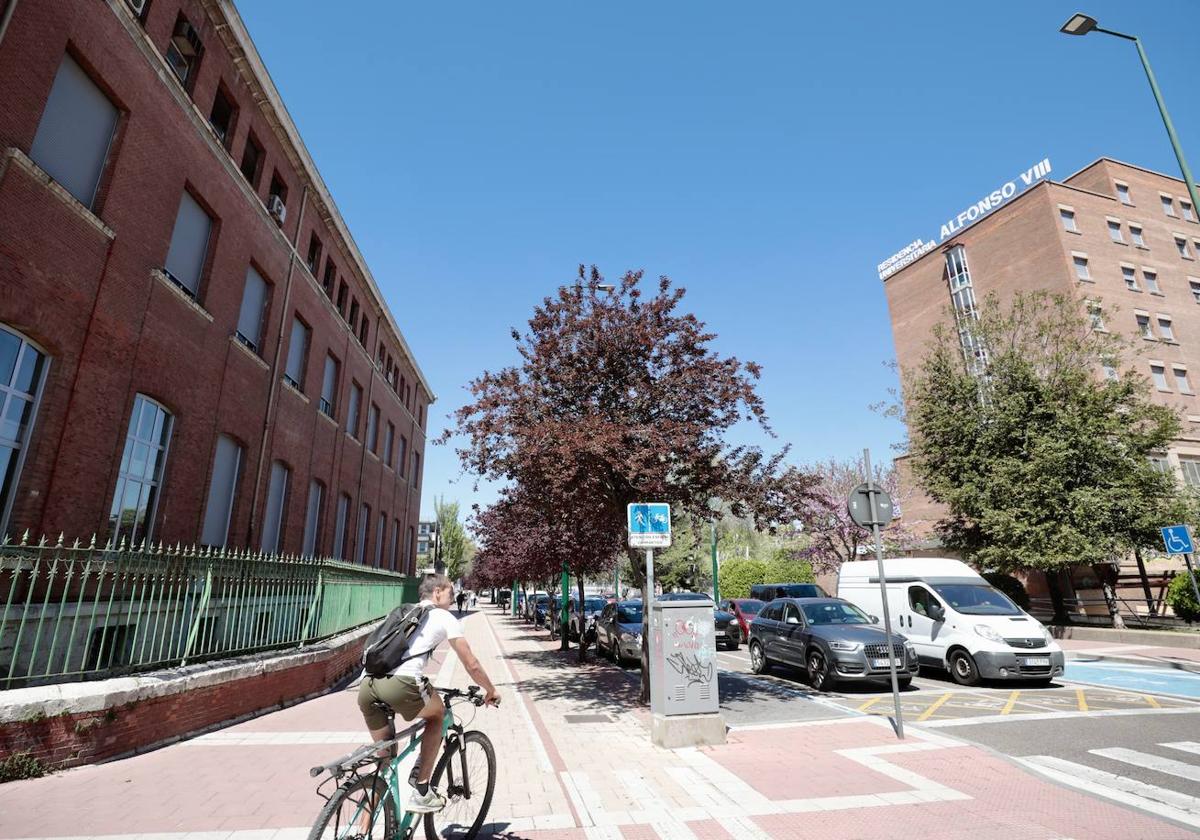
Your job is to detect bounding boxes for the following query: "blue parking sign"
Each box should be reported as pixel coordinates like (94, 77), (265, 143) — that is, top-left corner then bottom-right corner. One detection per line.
(1161, 525), (1194, 555)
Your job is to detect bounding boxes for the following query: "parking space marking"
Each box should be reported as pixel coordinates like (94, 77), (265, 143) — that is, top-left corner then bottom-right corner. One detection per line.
(917, 692), (952, 721)
(1076, 687), (1089, 712)
(1000, 691), (1020, 715)
(857, 697), (882, 713)
(1145, 693), (1161, 709)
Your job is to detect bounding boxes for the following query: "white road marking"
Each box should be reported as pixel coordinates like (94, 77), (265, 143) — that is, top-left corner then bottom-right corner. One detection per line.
(919, 705), (1200, 728)
(1091, 747), (1200, 782)
(619, 770), (698, 839)
(1017, 755), (1200, 828)
(181, 731), (367, 745)
(1163, 741), (1200, 757)
(715, 816), (772, 839)
(583, 828), (625, 840)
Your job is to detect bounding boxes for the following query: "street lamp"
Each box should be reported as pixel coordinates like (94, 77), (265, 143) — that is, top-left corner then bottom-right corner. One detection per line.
(1060, 13), (1200, 215)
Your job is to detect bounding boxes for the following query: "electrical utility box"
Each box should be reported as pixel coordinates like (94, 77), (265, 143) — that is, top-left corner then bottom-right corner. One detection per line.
(649, 599), (720, 717)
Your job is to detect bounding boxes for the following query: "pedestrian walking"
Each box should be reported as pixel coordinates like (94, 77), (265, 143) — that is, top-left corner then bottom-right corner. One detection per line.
(456, 590), (467, 614)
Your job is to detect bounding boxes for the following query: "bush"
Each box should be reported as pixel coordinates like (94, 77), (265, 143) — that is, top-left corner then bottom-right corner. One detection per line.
(718, 559), (767, 599)
(984, 572), (1030, 610)
(1167, 570), (1200, 622)
(0, 752), (47, 784)
(763, 551), (815, 585)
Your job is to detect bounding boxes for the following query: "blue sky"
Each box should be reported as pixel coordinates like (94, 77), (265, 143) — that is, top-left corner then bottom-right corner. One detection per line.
(238, 1), (1200, 524)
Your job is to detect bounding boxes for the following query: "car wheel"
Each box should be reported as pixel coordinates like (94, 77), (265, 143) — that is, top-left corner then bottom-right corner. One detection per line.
(726, 638), (739, 651)
(807, 648), (834, 692)
(1026, 678), (1053, 688)
(897, 677), (912, 690)
(949, 650), (981, 686)
(749, 642), (770, 675)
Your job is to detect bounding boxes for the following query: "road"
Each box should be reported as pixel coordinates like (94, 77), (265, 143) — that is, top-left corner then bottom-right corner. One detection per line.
(709, 643), (1200, 832)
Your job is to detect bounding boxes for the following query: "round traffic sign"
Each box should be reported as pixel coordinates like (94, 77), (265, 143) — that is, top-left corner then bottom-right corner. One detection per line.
(847, 483), (894, 528)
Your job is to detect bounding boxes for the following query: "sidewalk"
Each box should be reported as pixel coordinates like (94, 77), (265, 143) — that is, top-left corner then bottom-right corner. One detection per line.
(1061, 637), (1200, 672)
(0, 605), (1196, 839)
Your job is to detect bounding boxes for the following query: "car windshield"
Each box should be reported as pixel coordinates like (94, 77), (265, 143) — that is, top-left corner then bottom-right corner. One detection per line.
(661, 592), (711, 601)
(801, 601), (871, 625)
(931, 584), (1021, 615)
(617, 606), (643, 624)
(584, 598), (605, 611)
(736, 600), (765, 614)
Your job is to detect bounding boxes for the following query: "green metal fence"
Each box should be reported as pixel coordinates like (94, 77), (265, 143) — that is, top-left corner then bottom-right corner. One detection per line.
(0, 533), (419, 690)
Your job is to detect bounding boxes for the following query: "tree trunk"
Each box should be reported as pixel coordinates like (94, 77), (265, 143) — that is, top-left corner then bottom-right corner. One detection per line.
(1134, 547), (1156, 616)
(1044, 570), (1069, 625)
(1102, 581), (1126, 629)
(576, 577), (588, 663)
(625, 548), (652, 705)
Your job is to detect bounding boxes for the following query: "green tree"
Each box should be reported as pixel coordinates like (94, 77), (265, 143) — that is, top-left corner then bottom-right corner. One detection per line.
(434, 497), (468, 580)
(718, 559), (767, 599)
(906, 291), (1194, 624)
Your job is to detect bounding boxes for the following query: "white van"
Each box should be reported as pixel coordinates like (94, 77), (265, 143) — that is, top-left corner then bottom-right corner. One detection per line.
(837, 558), (1063, 686)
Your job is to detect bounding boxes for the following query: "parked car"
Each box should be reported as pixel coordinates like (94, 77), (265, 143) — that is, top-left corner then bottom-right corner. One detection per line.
(528, 593), (550, 624)
(657, 591), (740, 650)
(570, 596), (608, 641)
(748, 597), (918, 691)
(533, 595), (555, 627)
(718, 598), (766, 645)
(595, 599), (644, 665)
(749, 582), (828, 602)
(838, 558), (1064, 686)
(497, 590), (511, 609)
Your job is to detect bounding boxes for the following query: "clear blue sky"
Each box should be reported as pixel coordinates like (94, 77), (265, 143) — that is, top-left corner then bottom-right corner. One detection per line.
(238, 1), (1200, 523)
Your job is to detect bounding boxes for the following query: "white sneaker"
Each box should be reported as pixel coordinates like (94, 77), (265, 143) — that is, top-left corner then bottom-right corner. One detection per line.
(407, 785), (446, 813)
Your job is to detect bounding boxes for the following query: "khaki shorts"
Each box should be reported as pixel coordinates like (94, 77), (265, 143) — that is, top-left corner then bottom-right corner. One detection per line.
(358, 675), (431, 729)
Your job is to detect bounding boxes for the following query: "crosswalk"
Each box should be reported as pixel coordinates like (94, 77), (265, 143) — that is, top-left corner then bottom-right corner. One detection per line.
(1019, 740), (1200, 829)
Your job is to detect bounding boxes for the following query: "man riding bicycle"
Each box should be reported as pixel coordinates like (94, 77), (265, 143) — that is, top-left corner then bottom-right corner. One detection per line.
(356, 574), (499, 813)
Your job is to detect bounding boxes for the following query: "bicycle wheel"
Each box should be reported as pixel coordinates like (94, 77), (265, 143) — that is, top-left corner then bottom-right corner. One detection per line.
(423, 731), (496, 840)
(309, 774), (396, 840)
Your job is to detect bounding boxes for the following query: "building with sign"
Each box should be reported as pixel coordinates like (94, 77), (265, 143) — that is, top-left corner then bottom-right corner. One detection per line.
(881, 157), (1200, 610)
(0, 0), (431, 571)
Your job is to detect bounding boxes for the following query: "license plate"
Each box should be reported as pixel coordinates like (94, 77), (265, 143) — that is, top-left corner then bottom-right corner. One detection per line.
(1022, 657), (1050, 666)
(872, 658), (903, 669)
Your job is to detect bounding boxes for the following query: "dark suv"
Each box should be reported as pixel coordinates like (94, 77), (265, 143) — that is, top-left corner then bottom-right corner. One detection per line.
(748, 597), (917, 691)
(658, 591), (740, 650)
(749, 582), (828, 602)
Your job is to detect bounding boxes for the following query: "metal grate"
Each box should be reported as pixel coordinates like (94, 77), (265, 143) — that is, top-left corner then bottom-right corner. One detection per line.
(864, 642), (904, 659)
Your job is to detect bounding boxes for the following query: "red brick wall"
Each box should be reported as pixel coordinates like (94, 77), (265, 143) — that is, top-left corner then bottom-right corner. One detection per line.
(0, 632), (368, 771)
(0, 0), (428, 570)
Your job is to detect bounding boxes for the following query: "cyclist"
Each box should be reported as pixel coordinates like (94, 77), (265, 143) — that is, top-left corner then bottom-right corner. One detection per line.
(357, 574), (500, 813)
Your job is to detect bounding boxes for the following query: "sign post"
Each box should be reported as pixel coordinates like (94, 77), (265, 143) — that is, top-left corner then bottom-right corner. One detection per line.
(1161, 525), (1200, 610)
(848, 449), (904, 740)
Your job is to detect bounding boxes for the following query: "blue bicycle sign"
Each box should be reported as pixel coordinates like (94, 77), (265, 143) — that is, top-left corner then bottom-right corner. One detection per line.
(1161, 525), (1194, 555)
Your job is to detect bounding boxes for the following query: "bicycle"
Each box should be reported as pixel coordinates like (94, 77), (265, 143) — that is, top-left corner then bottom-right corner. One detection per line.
(308, 685), (497, 840)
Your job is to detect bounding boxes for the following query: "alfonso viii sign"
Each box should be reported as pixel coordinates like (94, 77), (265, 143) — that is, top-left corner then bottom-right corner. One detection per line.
(878, 157), (1052, 281)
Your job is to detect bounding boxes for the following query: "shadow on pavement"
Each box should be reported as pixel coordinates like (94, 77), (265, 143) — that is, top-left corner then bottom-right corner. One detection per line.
(502, 649), (642, 714)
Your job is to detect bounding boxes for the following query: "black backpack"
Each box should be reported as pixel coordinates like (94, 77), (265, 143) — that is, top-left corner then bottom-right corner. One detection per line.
(362, 604), (433, 677)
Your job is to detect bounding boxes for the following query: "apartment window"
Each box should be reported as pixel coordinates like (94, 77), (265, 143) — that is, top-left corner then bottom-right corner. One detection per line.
(1176, 237), (1192, 259)
(1137, 313), (1154, 339)
(1158, 316), (1175, 342)
(1107, 220), (1124, 243)
(200, 434), (242, 547)
(377, 342), (386, 370)
(1151, 363), (1170, 391)
(269, 172), (288, 205)
(374, 512), (386, 567)
(301, 480), (324, 557)
(0, 327), (49, 538)
(164, 191), (212, 298)
(390, 518), (400, 570)
(1149, 456), (1171, 474)
(1059, 208), (1077, 232)
(108, 395), (172, 546)
(261, 460), (289, 553)
(235, 266), (268, 352)
(359, 317), (370, 347)
(355, 503), (370, 565)
(1184, 201), (1196, 223)
(322, 259), (336, 297)
(398, 435), (408, 477)
(383, 421), (394, 466)
(333, 493), (351, 559)
(367, 403), (379, 453)
(1073, 255), (1091, 281)
(1175, 366), (1194, 394)
(1087, 302), (1105, 332)
(1181, 458), (1200, 487)
(1130, 225), (1146, 247)
(284, 317), (310, 391)
(307, 233), (322, 275)
(1144, 270), (1161, 295)
(412, 451), (421, 487)
(1163, 195), (1177, 217)
(407, 526), (416, 574)
(29, 54), (119, 210)
(1191, 278), (1200, 304)
(165, 15), (203, 88)
(336, 282), (348, 317)
(347, 382), (362, 438)
(320, 354), (338, 417)
(1116, 182), (1132, 205)
(349, 299), (360, 333)
(208, 85), (236, 147)
(1122, 266), (1139, 291)
(239, 132), (263, 187)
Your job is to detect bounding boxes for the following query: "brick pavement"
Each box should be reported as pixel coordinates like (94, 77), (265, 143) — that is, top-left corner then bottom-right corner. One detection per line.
(1, 604), (1198, 839)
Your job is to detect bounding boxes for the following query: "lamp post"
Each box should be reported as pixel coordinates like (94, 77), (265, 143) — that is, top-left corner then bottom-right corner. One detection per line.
(1060, 13), (1200, 215)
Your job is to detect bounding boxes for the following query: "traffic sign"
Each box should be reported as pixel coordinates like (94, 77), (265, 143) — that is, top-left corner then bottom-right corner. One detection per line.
(628, 503), (671, 548)
(847, 483), (894, 528)
(1161, 525), (1194, 555)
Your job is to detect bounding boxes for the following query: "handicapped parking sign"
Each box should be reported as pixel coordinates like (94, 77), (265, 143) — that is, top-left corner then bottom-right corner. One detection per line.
(1161, 525), (1194, 555)
(628, 503), (671, 548)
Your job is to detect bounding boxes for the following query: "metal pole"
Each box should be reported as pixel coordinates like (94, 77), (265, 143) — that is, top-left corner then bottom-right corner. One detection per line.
(864, 448), (904, 740)
(1130, 36), (1200, 216)
(614, 565), (619, 599)
(560, 561), (570, 651)
(711, 521), (720, 602)
(644, 549), (655, 609)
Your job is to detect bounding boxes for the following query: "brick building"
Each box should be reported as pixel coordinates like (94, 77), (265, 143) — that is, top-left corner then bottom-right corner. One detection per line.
(0, 0), (431, 572)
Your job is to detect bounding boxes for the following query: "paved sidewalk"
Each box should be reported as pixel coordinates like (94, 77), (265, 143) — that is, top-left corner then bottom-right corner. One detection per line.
(1061, 637), (1200, 670)
(1, 604), (1198, 839)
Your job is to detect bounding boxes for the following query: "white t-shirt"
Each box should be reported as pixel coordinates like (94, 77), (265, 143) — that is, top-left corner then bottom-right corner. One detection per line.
(391, 601), (463, 678)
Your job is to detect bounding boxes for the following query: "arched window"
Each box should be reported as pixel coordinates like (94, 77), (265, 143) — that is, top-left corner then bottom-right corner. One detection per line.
(108, 394), (173, 546)
(0, 326), (50, 538)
